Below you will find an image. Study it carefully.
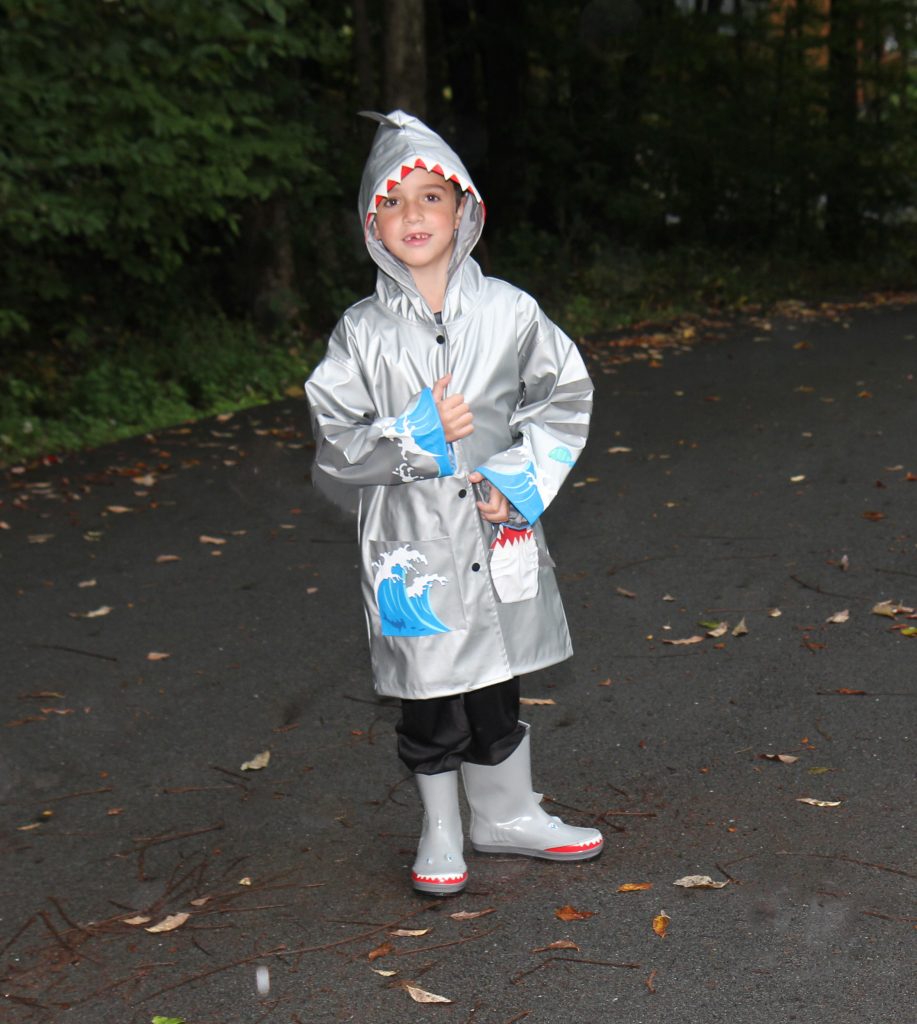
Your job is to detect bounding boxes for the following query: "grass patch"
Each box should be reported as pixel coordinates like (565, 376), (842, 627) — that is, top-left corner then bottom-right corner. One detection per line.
(1, 313), (323, 465)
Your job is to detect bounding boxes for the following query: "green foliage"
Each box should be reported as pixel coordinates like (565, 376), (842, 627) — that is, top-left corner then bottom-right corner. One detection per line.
(0, 313), (323, 463)
(0, 0), (344, 333)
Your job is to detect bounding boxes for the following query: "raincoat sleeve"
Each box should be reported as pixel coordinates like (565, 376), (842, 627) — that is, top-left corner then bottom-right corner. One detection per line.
(305, 320), (454, 492)
(474, 298), (592, 526)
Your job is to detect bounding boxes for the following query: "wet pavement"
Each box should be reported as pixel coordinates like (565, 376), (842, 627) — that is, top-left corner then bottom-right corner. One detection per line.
(2, 297), (915, 1023)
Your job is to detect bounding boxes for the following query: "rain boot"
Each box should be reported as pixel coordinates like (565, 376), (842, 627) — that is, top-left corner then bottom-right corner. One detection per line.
(411, 771), (468, 895)
(461, 725), (603, 860)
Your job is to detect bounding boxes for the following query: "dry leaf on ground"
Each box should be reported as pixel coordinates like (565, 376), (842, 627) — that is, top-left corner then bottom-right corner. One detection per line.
(519, 697), (556, 706)
(555, 905), (595, 922)
(389, 928), (430, 937)
(706, 622), (729, 638)
(616, 587), (636, 598)
(106, 505), (131, 514)
(652, 910), (670, 938)
(156, 554), (181, 563)
(662, 635), (704, 646)
(145, 912), (190, 933)
(450, 908), (495, 921)
(531, 939), (579, 953)
(199, 535), (226, 545)
(826, 609), (850, 624)
(146, 652), (170, 661)
(70, 605), (113, 619)
(399, 982), (452, 1004)
(674, 875), (728, 889)
(367, 941), (393, 961)
(796, 797), (842, 807)
(732, 618), (749, 636)
(240, 750), (270, 771)
(759, 753), (799, 764)
(372, 968), (397, 977)
(618, 882), (653, 893)
(122, 915), (152, 926)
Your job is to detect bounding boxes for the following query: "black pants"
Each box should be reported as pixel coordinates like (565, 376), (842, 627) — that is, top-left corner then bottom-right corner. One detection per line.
(397, 676), (526, 775)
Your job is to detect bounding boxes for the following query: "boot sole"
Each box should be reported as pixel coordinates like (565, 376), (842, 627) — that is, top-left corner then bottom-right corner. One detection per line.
(412, 877), (468, 896)
(471, 842), (603, 861)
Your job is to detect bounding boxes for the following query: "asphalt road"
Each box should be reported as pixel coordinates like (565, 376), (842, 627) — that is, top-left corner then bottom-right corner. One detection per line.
(2, 298), (915, 1024)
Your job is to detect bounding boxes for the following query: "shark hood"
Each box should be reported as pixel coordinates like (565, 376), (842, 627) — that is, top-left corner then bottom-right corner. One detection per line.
(358, 110), (485, 316)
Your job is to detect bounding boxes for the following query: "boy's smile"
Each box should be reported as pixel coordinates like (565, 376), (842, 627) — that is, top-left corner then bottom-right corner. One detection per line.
(373, 168), (465, 285)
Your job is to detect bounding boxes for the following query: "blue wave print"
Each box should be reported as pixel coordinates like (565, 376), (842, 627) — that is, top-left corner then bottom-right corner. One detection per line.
(479, 461), (545, 525)
(373, 545), (450, 637)
(393, 389), (452, 476)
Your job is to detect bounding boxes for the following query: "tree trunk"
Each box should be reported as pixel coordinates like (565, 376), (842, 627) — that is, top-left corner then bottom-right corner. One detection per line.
(825, 0), (861, 254)
(384, 0), (427, 116)
(353, 0), (379, 110)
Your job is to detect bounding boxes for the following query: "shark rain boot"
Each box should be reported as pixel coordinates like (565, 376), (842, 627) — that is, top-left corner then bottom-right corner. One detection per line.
(461, 726), (603, 860)
(411, 771), (468, 895)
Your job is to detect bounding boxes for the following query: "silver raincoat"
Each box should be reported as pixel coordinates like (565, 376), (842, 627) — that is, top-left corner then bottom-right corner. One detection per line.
(305, 111), (593, 699)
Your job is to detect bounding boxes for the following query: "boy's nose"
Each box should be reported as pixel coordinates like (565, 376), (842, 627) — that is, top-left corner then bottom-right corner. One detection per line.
(403, 201), (423, 222)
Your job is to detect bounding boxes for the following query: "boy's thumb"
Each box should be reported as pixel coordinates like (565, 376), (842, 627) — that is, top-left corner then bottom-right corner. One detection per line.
(432, 373), (452, 401)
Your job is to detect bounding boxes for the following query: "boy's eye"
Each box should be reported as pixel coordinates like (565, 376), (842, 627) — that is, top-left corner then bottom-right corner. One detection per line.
(382, 197), (399, 208)
(424, 193), (440, 202)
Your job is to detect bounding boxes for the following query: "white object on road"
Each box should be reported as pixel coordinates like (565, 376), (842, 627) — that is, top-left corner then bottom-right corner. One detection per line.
(256, 965), (270, 995)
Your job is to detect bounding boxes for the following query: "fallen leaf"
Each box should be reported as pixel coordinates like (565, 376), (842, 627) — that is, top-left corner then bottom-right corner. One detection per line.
(732, 618), (749, 637)
(674, 875), (728, 889)
(706, 622), (729, 638)
(106, 505), (131, 514)
(555, 905), (595, 922)
(70, 605), (113, 619)
(28, 533), (54, 544)
(77, 579), (97, 588)
(239, 877), (253, 885)
(399, 981), (453, 1004)
(122, 915), (152, 926)
(146, 652), (171, 661)
(151, 1017), (185, 1024)
(531, 939), (579, 952)
(826, 609), (849, 624)
(662, 635), (704, 646)
(17, 822), (43, 831)
(372, 968), (398, 977)
(652, 910), (670, 938)
(450, 908), (495, 921)
(618, 882), (653, 893)
(900, 627), (917, 637)
(388, 928), (430, 937)
(240, 750), (270, 771)
(367, 940), (393, 961)
(839, 554), (850, 571)
(862, 511), (886, 521)
(768, 608), (782, 617)
(189, 897), (212, 907)
(156, 554), (181, 563)
(790, 474), (806, 483)
(145, 912), (190, 933)
(107, 807), (124, 816)
(663, 594), (675, 602)
(833, 687), (867, 695)
(615, 586), (636, 598)
(645, 968), (658, 994)
(199, 535), (226, 545)
(41, 707), (74, 715)
(607, 446), (633, 453)
(759, 753), (799, 764)
(796, 797), (842, 808)
(520, 697), (556, 706)
(134, 473), (157, 487)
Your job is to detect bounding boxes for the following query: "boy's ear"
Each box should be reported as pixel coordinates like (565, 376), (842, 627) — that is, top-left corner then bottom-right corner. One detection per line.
(454, 193), (468, 230)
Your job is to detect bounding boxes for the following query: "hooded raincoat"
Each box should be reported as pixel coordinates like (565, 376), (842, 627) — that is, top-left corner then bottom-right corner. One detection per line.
(305, 111), (593, 700)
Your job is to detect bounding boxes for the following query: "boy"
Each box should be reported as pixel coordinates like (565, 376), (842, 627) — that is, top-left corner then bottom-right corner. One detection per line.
(305, 110), (602, 895)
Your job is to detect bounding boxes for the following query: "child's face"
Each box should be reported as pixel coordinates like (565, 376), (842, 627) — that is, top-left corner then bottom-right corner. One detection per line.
(373, 169), (465, 278)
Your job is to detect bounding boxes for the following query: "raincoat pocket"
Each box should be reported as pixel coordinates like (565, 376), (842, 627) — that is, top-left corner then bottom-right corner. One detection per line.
(488, 525), (540, 604)
(368, 538), (467, 637)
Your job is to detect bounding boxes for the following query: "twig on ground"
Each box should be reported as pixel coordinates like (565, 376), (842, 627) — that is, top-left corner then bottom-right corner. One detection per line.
(776, 851), (917, 880)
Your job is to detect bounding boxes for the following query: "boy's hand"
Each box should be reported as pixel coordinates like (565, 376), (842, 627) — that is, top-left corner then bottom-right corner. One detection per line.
(468, 471), (509, 523)
(432, 374), (473, 443)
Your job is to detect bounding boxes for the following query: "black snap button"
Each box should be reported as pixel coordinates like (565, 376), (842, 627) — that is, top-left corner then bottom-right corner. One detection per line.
(471, 562), (480, 572)
(435, 334), (445, 344)
(458, 488), (467, 498)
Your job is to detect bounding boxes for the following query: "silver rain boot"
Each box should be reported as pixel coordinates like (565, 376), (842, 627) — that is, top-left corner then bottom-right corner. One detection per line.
(411, 771), (468, 895)
(461, 725), (603, 860)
